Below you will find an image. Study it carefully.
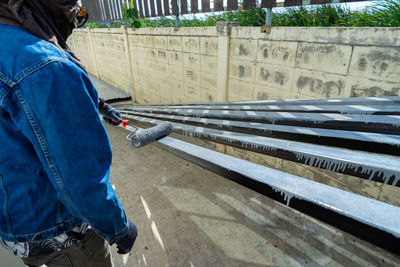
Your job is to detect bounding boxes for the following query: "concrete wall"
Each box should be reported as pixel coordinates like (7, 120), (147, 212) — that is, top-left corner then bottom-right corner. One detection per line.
(67, 25), (400, 206)
(68, 25), (400, 102)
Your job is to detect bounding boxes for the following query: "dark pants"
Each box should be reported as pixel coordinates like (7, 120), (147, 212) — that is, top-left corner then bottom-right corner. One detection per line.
(22, 231), (113, 267)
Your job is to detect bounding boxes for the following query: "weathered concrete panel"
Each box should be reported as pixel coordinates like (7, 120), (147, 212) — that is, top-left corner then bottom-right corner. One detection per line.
(155, 63), (168, 74)
(228, 78), (255, 101)
(200, 37), (218, 56)
(201, 72), (218, 91)
(159, 75), (171, 101)
(129, 35), (146, 47)
(255, 63), (294, 90)
(183, 37), (200, 54)
(254, 84), (292, 101)
(296, 42), (352, 75)
(200, 55), (218, 74)
(230, 39), (257, 62)
(231, 27), (400, 47)
(349, 46), (400, 83)
(256, 40), (297, 67)
(169, 66), (184, 81)
(171, 79), (185, 96)
(183, 53), (201, 70)
(229, 60), (255, 82)
(201, 88), (217, 102)
(146, 48), (157, 60)
(185, 83), (201, 100)
(345, 77), (400, 98)
(168, 51), (183, 66)
(92, 32), (130, 93)
(168, 36), (183, 52)
(156, 49), (168, 64)
(154, 36), (168, 49)
(184, 68), (200, 85)
(293, 69), (347, 99)
(71, 32), (96, 74)
(146, 35), (156, 48)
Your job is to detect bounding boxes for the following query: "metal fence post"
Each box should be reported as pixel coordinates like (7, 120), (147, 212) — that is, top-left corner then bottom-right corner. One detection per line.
(265, 8), (272, 26)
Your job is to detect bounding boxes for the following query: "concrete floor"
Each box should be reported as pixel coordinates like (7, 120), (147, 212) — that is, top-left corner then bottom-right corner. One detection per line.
(1, 77), (399, 267)
(106, 124), (400, 267)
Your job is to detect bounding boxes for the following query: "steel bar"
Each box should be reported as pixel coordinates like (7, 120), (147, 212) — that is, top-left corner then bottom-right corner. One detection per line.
(122, 114), (400, 186)
(190, 0), (199, 13)
(116, 109), (400, 155)
(227, 0), (238, 10)
(117, 107), (400, 134)
(118, 124), (400, 247)
(119, 104), (400, 115)
(131, 96), (400, 107)
(201, 0), (210, 12)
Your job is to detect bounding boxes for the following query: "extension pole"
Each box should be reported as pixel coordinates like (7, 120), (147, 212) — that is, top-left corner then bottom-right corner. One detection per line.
(175, 15), (180, 28)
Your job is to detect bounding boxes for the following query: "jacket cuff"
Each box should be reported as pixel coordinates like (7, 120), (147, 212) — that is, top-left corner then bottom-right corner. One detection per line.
(98, 98), (106, 111)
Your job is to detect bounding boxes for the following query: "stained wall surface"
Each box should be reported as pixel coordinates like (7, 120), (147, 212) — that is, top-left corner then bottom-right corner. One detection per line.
(68, 25), (400, 206)
(69, 26), (400, 103)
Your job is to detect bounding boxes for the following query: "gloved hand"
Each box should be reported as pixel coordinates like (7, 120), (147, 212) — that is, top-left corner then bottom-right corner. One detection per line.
(115, 220), (138, 254)
(100, 103), (123, 126)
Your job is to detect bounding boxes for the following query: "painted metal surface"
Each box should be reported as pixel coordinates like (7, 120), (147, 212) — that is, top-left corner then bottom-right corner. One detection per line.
(115, 109), (400, 151)
(131, 96), (400, 107)
(120, 104), (400, 115)
(119, 106), (400, 134)
(121, 113), (400, 186)
(118, 124), (400, 239)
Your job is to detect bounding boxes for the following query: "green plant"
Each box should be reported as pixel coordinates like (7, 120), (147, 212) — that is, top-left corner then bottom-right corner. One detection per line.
(87, 22), (99, 28)
(122, 0), (142, 28)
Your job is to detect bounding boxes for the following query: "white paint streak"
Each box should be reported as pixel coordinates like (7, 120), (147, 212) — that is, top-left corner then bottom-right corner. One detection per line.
(122, 254), (129, 265)
(277, 112), (297, 118)
(203, 110), (210, 114)
(294, 128), (318, 135)
(324, 113), (351, 120)
(367, 97), (389, 101)
(268, 105), (280, 109)
(223, 110), (230, 115)
(246, 111), (257, 116)
(195, 127), (205, 133)
(243, 105), (251, 109)
(215, 193), (275, 226)
(347, 105), (378, 111)
(140, 195), (151, 219)
(151, 221), (165, 250)
(142, 254), (147, 265)
(302, 105), (322, 110)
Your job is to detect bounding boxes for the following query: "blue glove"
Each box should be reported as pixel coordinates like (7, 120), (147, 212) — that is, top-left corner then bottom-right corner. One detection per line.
(116, 220), (138, 254)
(100, 103), (123, 126)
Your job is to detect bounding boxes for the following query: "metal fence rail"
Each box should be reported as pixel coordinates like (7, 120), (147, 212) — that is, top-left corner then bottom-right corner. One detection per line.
(82, 0), (371, 21)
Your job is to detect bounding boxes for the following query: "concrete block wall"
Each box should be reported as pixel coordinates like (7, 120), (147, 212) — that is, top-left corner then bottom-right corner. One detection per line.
(125, 27), (220, 104)
(229, 27), (400, 101)
(68, 25), (400, 205)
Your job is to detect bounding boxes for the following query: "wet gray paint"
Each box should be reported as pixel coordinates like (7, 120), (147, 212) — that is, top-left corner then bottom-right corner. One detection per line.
(118, 128), (400, 238)
(121, 113), (400, 186)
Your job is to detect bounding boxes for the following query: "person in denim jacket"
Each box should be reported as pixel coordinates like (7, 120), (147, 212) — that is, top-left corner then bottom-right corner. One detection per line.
(0, 1), (137, 266)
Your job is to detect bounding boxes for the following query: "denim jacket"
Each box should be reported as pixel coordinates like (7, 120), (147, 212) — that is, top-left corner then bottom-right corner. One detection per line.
(0, 25), (128, 243)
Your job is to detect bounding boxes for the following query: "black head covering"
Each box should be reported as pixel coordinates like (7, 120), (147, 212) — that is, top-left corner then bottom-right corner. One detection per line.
(0, 0), (86, 70)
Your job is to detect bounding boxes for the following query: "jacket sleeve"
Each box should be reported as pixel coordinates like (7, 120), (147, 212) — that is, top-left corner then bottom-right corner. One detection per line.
(8, 59), (128, 243)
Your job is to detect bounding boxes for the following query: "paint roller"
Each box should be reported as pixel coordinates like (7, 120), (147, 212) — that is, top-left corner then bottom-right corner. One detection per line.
(121, 121), (174, 148)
